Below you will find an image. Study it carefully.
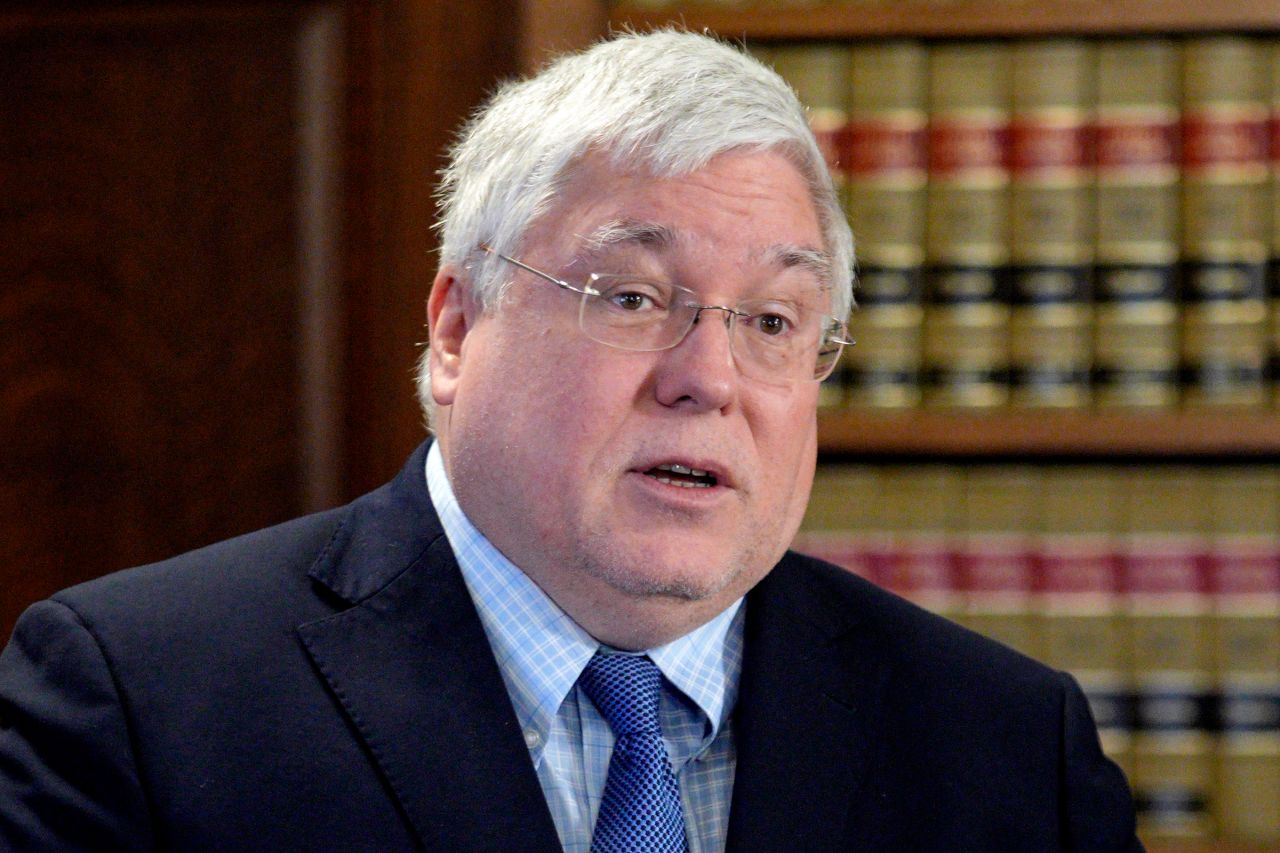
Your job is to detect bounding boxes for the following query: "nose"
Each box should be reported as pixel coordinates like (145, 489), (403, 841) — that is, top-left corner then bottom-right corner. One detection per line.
(652, 306), (738, 411)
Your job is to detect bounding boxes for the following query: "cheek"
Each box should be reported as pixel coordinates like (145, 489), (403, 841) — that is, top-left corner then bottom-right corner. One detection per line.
(755, 398), (818, 508)
(475, 341), (634, 476)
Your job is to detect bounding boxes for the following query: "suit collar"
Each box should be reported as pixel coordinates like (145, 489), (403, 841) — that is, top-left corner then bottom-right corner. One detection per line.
(305, 442), (442, 605)
(297, 441), (563, 851)
(299, 445), (890, 851)
(726, 554), (895, 852)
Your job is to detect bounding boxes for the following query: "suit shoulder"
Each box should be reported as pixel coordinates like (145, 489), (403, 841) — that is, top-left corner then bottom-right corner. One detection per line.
(49, 505), (349, 636)
(776, 551), (1061, 691)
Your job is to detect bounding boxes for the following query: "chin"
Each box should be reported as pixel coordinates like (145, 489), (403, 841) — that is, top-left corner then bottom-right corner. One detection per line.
(577, 532), (760, 604)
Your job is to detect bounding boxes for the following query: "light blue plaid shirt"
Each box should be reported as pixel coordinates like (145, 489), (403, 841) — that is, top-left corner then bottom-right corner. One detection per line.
(426, 443), (743, 853)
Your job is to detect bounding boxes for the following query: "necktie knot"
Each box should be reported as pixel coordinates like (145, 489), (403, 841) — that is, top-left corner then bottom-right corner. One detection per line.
(579, 653), (663, 736)
(579, 651), (689, 852)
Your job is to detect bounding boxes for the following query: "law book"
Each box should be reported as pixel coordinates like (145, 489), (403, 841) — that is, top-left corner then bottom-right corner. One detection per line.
(1180, 36), (1270, 408)
(1036, 467), (1131, 774)
(1093, 39), (1182, 408)
(771, 43), (853, 408)
(1207, 468), (1280, 844)
(922, 42), (1011, 409)
(955, 466), (1039, 657)
(878, 465), (961, 618)
(844, 40), (928, 409)
(795, 464), (885, 585)
(1269, 40), (1280, 406)
(1123, 468), (1215, 842)
(1008, 39), (1095, 408)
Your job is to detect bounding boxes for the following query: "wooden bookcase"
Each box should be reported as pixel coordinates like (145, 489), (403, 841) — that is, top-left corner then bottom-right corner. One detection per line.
(611, 0), (1280, 40)
(597, 0), (1280, 464)
(532, 5), (1280, 852)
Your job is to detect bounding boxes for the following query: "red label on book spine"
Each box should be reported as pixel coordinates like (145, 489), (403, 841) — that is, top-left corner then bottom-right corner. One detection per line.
(1206, 539), (1280, 595)
(957, 536), (1035, 593)
(1123, 539), (1208, 594)
(928, 118), (1009, 175)
(846, 120), (927, 176)
(1095, 116), (1179, 173)
(1182, 109), (1268, 171)
(882, 536), (955, 599)
(1270, 113), (1280, 167)
(1010, 120), (1090, 174)
(1037, 539), (1121, 594)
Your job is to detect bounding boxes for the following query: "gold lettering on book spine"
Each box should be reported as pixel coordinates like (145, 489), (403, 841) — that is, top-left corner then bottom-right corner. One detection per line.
(1009, 40), (1093, 408)
(923, 43), (1010, 409)
(1181, 37), (1269, 408)
(1093, 40), (1181, 408)
(845, 41), (928, 408)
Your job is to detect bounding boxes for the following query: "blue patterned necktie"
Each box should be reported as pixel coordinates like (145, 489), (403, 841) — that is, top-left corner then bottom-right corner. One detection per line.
(579, 652), (690, 853)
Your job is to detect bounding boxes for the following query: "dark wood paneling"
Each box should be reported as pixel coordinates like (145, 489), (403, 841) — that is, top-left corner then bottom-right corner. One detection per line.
(0, 0), (584, 636)
(0, 3), (345, 632)
(341, 0), (522, 495)
(518, 0), (606, 73)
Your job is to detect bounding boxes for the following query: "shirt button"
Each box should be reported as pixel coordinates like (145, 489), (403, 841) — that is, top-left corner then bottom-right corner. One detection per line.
(523, 729), (541, 749)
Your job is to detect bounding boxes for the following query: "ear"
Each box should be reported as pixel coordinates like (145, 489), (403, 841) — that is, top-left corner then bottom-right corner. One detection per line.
(426, 264), (480, 407)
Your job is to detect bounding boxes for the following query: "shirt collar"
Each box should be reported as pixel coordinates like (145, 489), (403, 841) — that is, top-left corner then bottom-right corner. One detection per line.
(425, 442), (743, 754)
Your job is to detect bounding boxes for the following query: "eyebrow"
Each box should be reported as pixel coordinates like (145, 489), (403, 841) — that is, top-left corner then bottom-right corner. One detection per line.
(579, 219), (678, 255)
(768, 245), (833, 288)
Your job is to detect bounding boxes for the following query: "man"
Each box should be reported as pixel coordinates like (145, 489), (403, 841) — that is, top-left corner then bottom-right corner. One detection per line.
(0, 29), (1140, 852)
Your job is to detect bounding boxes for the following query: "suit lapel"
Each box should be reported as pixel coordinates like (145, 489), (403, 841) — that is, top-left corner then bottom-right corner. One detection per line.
(726, 556), (895, 852)
(296, 444), (562, 852)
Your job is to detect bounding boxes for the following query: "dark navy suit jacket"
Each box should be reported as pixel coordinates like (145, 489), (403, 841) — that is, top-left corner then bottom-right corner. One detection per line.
(0, 442), (1141, 851)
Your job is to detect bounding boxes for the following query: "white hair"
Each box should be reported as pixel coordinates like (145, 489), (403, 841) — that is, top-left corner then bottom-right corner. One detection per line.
(416, 28), (855, 423)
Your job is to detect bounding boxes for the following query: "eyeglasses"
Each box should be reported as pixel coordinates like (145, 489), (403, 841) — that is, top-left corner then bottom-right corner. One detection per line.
(480, 246), (853, 385)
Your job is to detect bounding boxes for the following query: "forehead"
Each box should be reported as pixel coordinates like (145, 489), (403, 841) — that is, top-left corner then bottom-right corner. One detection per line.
(526, 149), (827, 274)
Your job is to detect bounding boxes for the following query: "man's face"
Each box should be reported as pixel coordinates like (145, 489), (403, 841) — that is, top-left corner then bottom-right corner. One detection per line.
(430, 149), (827, 647)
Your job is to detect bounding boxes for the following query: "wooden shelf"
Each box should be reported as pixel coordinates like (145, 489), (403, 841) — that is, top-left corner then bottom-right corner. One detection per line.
(1146, 840), (1280, 845)
(817, 409), (1280, 457)
(611, 0), (1280, 39)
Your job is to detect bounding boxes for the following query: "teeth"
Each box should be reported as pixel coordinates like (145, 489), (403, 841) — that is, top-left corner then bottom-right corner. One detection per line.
(656, 463), (711, 477)
(650, 475), (712, 489)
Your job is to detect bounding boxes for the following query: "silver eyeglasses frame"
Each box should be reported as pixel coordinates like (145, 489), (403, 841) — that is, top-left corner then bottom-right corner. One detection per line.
(477, 243), (854, 383)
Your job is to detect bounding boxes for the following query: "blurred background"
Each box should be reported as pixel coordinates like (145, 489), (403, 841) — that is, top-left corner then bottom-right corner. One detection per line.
(4, 2), (1280, 850)
(0, 0), (603, 635)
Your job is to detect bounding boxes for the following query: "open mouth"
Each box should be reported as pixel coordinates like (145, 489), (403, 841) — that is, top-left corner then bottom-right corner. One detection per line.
(644, 463), (719, 489)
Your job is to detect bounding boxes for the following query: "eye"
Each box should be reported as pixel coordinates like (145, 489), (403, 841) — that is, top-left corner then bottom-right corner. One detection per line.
(612, 291), (655, 312)
(753, 312), (792, 336)
(594, 278), (672, 313)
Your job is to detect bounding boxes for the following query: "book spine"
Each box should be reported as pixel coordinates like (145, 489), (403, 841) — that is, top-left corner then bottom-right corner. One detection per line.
(1269, 40), (1280, 406)
(794, 465), (885, 584)
(1123, 469), (1214, 841)
(1035, 467), (1131, 772)
(923, 42), (1011, 409)
(879, 466), (962, 617)
(1207, 468), (1280, 844)
(771, 44), (853, 408)
(845, 40), (928, 409)
(1180, 37), (1270, 408)
(955, 467), (1039, 656)
(1008, 40), (1095, 408)
(1094, 40), (1182, 408)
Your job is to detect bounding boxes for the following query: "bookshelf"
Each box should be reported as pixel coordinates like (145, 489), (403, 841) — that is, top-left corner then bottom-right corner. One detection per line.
(599, 3), (1280, 845)
(541, 5), (1280, 849)
(611, 0), (1280, 40)
(817, 409), (1280, 457)
(604, 0), (1280, 467)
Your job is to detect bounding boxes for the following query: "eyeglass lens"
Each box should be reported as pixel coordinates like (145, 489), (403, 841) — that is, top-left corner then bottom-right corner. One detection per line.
(577, 277), (842, 382)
